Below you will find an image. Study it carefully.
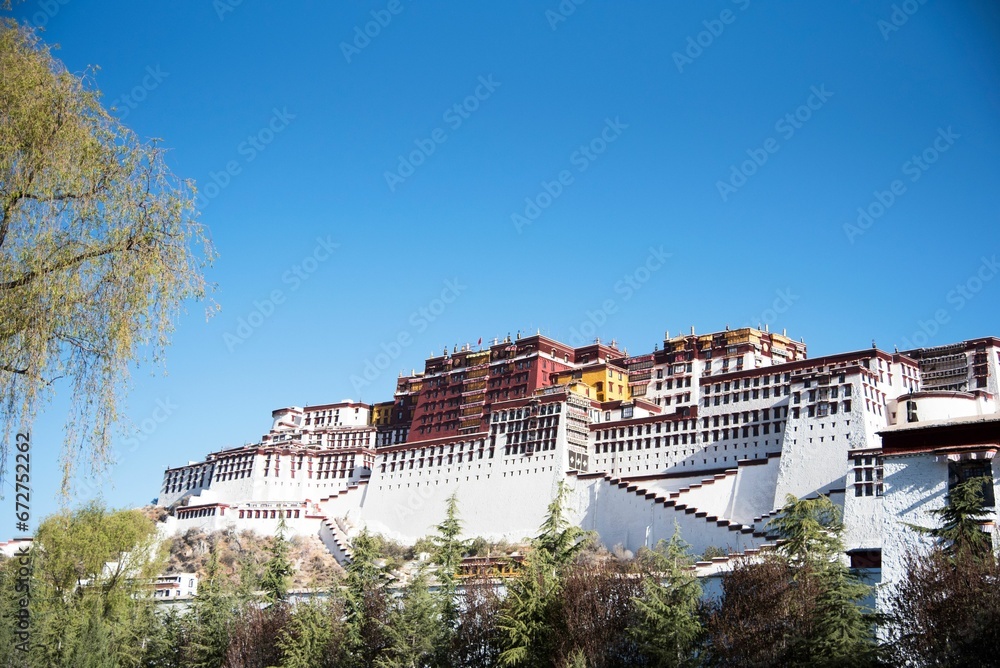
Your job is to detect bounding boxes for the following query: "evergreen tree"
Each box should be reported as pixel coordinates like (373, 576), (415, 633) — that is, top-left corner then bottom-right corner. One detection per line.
(261, 514), (295, 604)
(377, 568), (445, 668)
(343, 531), (393, 667)
(277, 597), (346, 668)
(141, 608), (187, 668)
(776, 495), (876, 666)
(66, 602), (120, 668)
(431, 492), (467, 659)
(499, 482), (587, 667)
(910, 475), (993, 557)
(534, 481), (588, 566)
(498, 552), (559, 668)
(185, 550), (240, 668)
(631, 526), (702, 667)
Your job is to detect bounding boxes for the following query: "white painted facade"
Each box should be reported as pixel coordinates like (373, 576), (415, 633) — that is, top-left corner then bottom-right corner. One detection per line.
(151, 332), (1000, 614)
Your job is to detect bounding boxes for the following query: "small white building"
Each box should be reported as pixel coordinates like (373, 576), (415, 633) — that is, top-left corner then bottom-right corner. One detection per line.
(153, 573), (199, 599)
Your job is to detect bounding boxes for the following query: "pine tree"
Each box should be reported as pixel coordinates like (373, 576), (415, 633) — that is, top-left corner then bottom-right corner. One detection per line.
(343, 531), (392, 667)
(377, 569), (444, 668)
(770, 495), (876, 667)
(277, 598), (346, 668)
(66, 602), (119, 668)
(431, 492), (467, 663)
(185, 550), (239, 668)
(534, 481), (588, 567)
(261, 515), (295, 604)
(433, 492), (466, 584)
(911, 475), (993, 557)
(499, 482), (587, 667)
(631, 525), (703, 667)
(497, 552), (559, 668)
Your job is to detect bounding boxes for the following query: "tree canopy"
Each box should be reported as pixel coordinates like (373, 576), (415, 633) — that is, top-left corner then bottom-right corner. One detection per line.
(0, 19), (213, 487)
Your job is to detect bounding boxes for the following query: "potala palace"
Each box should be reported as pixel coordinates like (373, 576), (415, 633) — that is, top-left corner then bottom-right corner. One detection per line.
(156, 326), (1000, 591)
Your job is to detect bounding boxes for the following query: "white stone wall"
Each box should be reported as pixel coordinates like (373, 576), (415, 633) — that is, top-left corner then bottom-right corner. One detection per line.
(879, 453), (949, 592)
(568, 473), (763, 556)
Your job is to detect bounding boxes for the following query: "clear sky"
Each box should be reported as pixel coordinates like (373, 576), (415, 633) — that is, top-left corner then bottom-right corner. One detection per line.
(5, 0), (1000, 525)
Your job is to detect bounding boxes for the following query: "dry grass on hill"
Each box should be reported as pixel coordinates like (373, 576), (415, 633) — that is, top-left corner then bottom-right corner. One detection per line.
(162, 527), (344, 590)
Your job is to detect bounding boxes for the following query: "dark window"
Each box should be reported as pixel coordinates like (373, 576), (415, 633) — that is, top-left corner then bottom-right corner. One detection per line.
(949, 460), (995, 507)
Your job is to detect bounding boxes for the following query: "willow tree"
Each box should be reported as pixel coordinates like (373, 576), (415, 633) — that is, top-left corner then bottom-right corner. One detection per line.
(0, 20), (213, 487)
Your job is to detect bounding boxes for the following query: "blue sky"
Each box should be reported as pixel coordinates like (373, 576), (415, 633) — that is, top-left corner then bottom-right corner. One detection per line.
(5, 0), (999, 524)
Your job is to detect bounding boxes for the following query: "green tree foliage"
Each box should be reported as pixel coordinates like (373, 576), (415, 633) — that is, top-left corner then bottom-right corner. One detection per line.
(705, 495), (876, 667)
(185, 550), (244, 668)
(378, 569), (445, 668)
(0, 504), (164, 668)
(0, 19), (213, 486)
(433, 493), (467, 580)
(910, 475), (993, 557)
(886, 476), (1000, 665)
(261, 515), (295, 604)
(533, 481), (587, 567)
(276, 597), (347, 668)
(631, 527), (703, 667)
(344, 530), (393, 667)
(498, 482), (590, 666)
